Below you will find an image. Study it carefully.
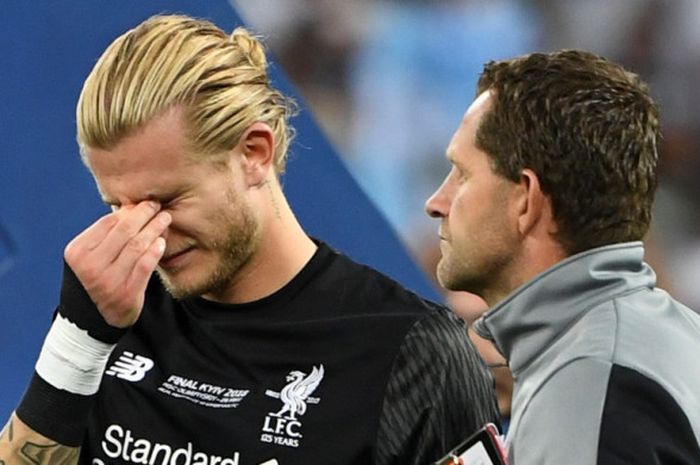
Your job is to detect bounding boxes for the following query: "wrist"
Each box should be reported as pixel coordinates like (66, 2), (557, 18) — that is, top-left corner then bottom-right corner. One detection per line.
(59, 261), (128, 343)
(35, 313), (116, 395)
(16, 262), (128, 446)
(16, 313), (119, 446)
(16, 373), (95, 447)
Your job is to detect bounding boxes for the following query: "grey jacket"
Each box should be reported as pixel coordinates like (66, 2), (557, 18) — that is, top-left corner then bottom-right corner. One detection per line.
(475, 242), (700, 464)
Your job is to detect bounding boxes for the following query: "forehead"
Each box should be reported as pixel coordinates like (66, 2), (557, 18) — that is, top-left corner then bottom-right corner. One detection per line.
(85, 108), (206, 203)
(447, 90), (493, 163)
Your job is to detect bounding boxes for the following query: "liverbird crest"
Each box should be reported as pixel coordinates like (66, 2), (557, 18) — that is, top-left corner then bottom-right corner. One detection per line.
(265, 365), (324, 420)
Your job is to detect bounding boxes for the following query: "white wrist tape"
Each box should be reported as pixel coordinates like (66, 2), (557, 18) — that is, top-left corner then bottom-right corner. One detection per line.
(35, 313), (116, 396)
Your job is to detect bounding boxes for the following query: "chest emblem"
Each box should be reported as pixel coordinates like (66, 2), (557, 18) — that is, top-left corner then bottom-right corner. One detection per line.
(105, 351), (154, 382)
(260, 365), (324, 448)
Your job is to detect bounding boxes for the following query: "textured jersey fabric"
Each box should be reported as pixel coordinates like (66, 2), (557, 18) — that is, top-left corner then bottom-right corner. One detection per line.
(79, 241), (499, 465)
(376, 309), (500, 465)
(474, 242), (700, 464)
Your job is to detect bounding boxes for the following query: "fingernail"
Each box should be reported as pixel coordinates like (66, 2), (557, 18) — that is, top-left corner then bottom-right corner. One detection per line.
(148, 201), (160, 210)
(156, 237), (166, 253)
(158, 212), (172, 226)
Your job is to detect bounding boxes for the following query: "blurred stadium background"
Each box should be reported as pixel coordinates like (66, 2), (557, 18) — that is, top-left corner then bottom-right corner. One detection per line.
(234, 0), (700, 311)
(2, 0), (698, 418)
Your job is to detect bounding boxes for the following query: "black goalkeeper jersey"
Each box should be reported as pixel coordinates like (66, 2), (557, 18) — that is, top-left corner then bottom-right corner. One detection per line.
(80, 242), (498, 465)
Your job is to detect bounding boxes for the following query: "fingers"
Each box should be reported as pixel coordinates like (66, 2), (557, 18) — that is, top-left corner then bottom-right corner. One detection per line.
(109, 209), (171, 280)
(92, 201), (164, 263)
(125, 236), (166, 297)
(64, 201), (161, 262)
(63, 200), (172, 327)
(64, 214), (119, 257)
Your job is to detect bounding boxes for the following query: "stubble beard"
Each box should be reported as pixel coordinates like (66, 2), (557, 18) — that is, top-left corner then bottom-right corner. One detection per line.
(157, 197), (259, 300)
(437, 254), (472, 293)
(437, 246), (497, 299)
(438, 241), (518, 306)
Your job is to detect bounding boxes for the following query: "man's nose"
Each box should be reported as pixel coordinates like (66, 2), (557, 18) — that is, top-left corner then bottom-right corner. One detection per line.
(425, 188), (447, 219)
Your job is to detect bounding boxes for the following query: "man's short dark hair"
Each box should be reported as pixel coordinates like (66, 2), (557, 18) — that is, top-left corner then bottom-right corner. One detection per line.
(476, 49), (660, 254)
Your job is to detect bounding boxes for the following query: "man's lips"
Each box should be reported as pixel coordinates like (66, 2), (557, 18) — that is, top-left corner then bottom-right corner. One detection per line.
(159, 246), (194, 267)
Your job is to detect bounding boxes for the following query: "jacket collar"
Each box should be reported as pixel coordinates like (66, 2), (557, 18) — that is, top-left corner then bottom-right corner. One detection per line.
(474, 242), (655, 374)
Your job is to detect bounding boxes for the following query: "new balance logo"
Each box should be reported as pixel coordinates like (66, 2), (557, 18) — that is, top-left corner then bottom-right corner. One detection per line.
(105, 351), (154, 382)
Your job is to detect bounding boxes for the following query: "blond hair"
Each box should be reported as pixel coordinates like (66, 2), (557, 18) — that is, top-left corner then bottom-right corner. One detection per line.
(76, 15), (296, 173)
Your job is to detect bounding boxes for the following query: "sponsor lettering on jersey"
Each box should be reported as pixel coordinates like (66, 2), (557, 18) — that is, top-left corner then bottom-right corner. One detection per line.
(94, 424), (240, 465)
(105, 352), (154, 382)
(260, 365), (324, 448)
(158, 375), (250, 409)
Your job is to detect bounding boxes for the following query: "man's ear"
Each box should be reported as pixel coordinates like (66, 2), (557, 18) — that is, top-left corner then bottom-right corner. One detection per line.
(514, 169), (549, 236)
(235, 122), (275, 187)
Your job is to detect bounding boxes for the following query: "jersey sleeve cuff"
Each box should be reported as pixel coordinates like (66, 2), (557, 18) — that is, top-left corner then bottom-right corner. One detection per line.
(59, 261), (127, 344)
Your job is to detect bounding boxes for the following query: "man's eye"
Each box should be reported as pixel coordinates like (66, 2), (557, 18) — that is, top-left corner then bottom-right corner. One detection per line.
(449, 168), (464, 182)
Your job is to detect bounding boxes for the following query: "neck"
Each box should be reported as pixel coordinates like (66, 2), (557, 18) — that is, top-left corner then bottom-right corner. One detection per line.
(482, 237), (567, 308)
(205, 178), (317, 304)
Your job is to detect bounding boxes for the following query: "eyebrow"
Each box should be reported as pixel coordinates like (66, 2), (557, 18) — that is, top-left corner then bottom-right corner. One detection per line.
(100, 192), (166, 207)
(446, 149), (464, 169)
